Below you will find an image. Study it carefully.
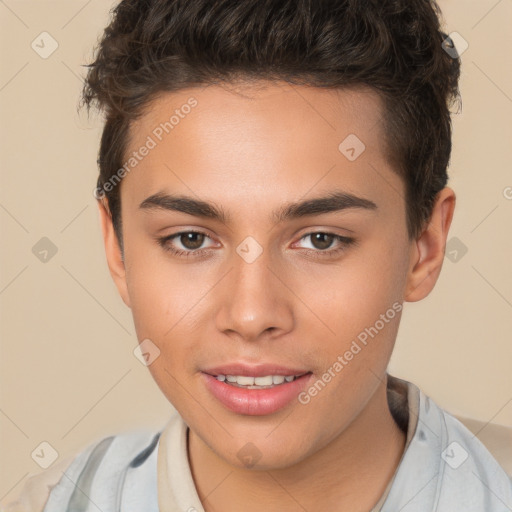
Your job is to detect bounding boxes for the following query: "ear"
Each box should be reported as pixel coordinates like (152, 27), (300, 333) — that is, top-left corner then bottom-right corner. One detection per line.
(97, 197), (131, 308)
(404, 187), (456, 302)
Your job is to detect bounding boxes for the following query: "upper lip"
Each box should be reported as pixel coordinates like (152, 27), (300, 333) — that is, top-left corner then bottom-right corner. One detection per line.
(202, 363), (311, 377)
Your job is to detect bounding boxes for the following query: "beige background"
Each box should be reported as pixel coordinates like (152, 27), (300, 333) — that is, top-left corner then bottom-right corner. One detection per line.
(1, 0), (511, 504)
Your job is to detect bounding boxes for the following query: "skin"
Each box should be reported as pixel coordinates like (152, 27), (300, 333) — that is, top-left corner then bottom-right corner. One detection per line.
(98, 81), (455, 511)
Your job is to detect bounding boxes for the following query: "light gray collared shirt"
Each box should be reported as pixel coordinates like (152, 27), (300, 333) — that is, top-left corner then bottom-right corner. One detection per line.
(8, 375), (512, 512)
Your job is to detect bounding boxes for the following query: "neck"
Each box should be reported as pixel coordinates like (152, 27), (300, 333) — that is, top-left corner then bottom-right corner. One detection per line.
(188, 377), (406, 512)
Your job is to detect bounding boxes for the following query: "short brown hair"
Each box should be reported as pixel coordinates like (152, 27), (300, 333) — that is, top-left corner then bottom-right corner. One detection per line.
(81, 0), (461, 250)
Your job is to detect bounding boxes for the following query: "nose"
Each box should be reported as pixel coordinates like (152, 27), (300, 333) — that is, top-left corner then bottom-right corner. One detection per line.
(214, 247), (294, 342)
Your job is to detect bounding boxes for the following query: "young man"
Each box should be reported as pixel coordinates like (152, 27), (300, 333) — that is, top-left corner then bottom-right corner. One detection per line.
(4, 0), (512, 511)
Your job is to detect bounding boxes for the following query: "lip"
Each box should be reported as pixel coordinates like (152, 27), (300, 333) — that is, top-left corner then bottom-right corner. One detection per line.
(202, 363), (310, 377)
(202, 370), (313, 416)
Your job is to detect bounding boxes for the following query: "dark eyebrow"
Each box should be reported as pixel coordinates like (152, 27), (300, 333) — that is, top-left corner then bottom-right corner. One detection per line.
(140, 193), (229, 223)
(273, 190), (377, 223)
(139, 190), (377, 224)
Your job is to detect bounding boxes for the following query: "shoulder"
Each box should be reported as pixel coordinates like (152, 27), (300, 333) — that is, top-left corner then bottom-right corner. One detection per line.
(415, 391), (512, 510)
(437, 408), (512, 505)
(2, 427), (162, 512)
(453, 413), (512, 478)
(1, 455), (75, 512)
(381, 380), (512, 512)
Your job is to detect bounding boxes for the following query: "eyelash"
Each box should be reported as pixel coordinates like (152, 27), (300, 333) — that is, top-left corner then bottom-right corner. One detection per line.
(157, 230), (357, 260)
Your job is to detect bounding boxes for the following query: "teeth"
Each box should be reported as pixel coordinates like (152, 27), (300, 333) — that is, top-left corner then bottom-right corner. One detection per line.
(216, 374), (303, 387)
(255, 376), (273, 386)
(237, 376), (255, 386)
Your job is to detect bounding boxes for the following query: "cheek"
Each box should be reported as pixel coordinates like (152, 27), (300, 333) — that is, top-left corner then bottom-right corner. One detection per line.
(354, 233), (409, 305)
(126, 270), (175, 339)
(301, 244), (406, 342)
(122, 220), (210, 331)
(296, 249), (406, 422)
(123, 249), (217, 384)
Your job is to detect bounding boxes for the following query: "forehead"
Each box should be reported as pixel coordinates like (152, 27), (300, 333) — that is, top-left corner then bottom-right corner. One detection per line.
(121, 81), (402, 220)
(129, 81), (385, 151)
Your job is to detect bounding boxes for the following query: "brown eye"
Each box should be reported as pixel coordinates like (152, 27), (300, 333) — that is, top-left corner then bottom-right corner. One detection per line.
(157, 230), (217, 259)
(310, 233), (335, 250)
(294, 232), (357, 259)
(179, 232), (205, 250)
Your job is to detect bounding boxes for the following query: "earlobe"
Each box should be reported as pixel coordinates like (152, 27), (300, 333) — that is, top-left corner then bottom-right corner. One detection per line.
(404, 187), (456, 303)
(97, 198), (131, 308)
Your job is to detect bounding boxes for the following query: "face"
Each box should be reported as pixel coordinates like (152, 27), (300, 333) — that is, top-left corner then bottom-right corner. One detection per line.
(102, 81), (422, 469)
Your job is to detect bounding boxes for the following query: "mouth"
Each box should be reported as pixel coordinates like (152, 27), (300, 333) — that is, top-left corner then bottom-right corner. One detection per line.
(201, 368), (314, 415)
(212, 373), (310, 389)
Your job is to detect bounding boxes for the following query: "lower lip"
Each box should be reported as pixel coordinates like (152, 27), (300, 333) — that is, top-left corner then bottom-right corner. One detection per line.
(202, 372), (313, 416)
